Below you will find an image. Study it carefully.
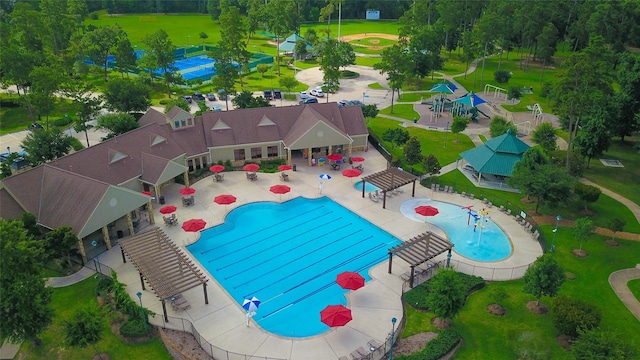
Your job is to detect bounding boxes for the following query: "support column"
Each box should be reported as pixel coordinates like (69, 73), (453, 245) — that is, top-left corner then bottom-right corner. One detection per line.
(307, 147), (312, 166)
(162, 300), (168, 322)
(101, 226), (112, 249)
(203, 283), (209, 305)
(147, 200), (155, 225)
(78, 238), (87, 265)
(184, 170), (190, 188)
(409, 266), (415, 288)
(139, 272), (146, 290)
(126, 212), (135, 236)
(387, 253), (393, 273)
(447, 249), (452, 267)
(348, 143), (353, 158)
(287, 148), (292, 165)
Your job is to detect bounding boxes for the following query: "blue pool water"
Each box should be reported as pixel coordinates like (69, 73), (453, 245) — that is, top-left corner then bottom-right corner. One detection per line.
(187, 197), (401, 338)
(354, 180), (380, 193)
(400, 199), (512, 261)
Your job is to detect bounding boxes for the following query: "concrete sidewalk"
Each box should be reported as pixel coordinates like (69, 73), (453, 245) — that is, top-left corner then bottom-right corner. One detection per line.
(608, 265), (640, 322)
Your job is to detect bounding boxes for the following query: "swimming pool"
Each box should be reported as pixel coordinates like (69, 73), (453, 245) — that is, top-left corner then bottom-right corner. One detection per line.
(400, 199), (512, 261)
(187, 197), (402, 338)
(354, 180), (380, 193)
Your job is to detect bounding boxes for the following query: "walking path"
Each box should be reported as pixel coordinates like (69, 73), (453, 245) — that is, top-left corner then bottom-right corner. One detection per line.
(608, 265), (640, 322)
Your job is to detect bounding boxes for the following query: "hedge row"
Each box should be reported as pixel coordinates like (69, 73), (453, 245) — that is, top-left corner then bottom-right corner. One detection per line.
(395, 329), (461, 360)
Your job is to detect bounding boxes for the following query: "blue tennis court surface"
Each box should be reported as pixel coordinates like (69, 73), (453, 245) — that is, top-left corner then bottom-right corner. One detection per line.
(186, 197), (402, 338)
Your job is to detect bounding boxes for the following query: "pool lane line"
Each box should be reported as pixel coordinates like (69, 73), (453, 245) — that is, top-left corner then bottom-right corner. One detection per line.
(209, 214), (343, 264)
(216, 220), (350, 271)
(241, 235), (380, 296)
(230, 227), (363, 286)
(256, 244), (387, 319)
(200, 205), (330, 255)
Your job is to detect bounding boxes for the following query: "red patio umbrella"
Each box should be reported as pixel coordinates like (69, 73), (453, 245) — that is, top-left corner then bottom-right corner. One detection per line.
(415, 205), (439, 217)
(351, 157), (365, 163)
(278, 164), (292, 171)
(159, 205), (177, 214)
(214, 194), (237, 211)
(320, 305), (352, 327)
(269, 184), (291, 200)
(179, 187), (196, 196)
(210, 165), (225, 173)
(327, 154), (343, 161)
(342, 168), (362, 178)
(336, 271), (365, 291)
(141, 191), (153, 196)
(243, 164), (260, 172)
(182, 218), (206, 232)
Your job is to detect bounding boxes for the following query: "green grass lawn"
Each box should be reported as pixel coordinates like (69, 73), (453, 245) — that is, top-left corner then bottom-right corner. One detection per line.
(348, 37), (397, 47)
(18, 276), (172, 360)
(629, 278), (640, 302)
(437, 52), (469, 76)
(368, 82), (386, 90)
(448, 232), (640, 359)
(0, 94), (76, 135)
(352, 46), (386, 55)
(397, 92), (432, 103)
(355, 56), (381, 67)
(378, 104), (419, 121)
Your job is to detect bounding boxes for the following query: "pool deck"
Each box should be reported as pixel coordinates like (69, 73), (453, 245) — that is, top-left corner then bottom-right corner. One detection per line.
(97, 148), (542, 360)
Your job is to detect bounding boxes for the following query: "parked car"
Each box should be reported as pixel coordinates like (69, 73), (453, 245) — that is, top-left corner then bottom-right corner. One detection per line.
(28, 122), (44, 131)
(337, 100), (350, 107)
(218, 89), (227, 100)
(181, 95), (193, 103)
(310, 88), (324, 97)
(211, 105), (222, 112)
(273, 89), (282, 99)
(299, 91), (309, 101)
(263, 89), (273, 100)
(299, 97), (318, 104)
(193, 92), (206, 101)
(348, 100), (365, 107)
(206, 93), (216, 101)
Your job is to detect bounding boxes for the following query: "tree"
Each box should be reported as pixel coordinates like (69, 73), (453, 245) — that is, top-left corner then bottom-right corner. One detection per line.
(572, 327), (638, 360)
(0, 219), (52, 345)
(610, 53), (640, 142)
(96, 113), (139, 140)
(114, 38), (137, 78)
(279, 76), (299, 94)
(102, 78), (151, 113)
(81, 24), (125, 81)
(62, 79), (103, 148)
(199, 31), (208, 45)
(523, 254), (565, 305)
(218, 5), (250, 86)
(44, 226), (79, 266)
(29, 63), (65, 128)
(232, 90), (271, 109)
(508, 147), (549, 200)
(608, 218), (626, 242)
(574, 217), (594, 251)
(63, 305), (104, 360)
(210, 46), (237, 111)
(451, 116), (469, 142)
(256, 64), (269, 78)
(374, 42), (408, 113)
(426, 268), (466, 322)
(532, 122), (558, 154)
(266, 0), (296, 76)
(573, 183), (601, 213)
(294, 39), (308, 59)
(573, 110), (611, 168)
(551, 296), (601, 338)
(493, 70), (511, 84)
(536, 22), (559, 84)
(382, 128), (410, 150)
(22, 128), (74, 166)
(336, 41), (356, 71)
(164, 98), (190, 114)
(422, 154), (441, 177)
(403, 136), (423, 165)
(361, 104), (379, 119)
(489, 116), (518, 138)
(142, 29), (179, 96)
(318, 39), (342, 102)
(508, 87), (522, 103)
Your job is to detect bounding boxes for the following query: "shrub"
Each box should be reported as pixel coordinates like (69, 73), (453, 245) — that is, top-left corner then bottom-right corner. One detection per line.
(52, 117), (73, 127)
(119, 319), (151, 338)
(404, 272), (484, 311)
(158, 99), (169, 105)
(493, 70), (511, 84)
(70, 137), (84, 151)
(96, 277), (114, 296)
(552, 295), (601, 337)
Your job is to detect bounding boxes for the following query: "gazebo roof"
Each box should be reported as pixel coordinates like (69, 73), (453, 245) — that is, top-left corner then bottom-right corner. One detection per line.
(460, 130), (530, 177)
(279, 33), (311, 52)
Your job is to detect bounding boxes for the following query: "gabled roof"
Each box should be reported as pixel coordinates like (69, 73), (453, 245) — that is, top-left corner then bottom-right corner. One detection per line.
(140, 152), (187, 185)
(460, 130), (530, 177)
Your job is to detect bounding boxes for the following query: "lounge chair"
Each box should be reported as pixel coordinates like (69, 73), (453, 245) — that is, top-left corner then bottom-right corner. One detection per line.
(368, 339), (382, 352)
(353, 164), (364, 171)
(356, 347), (369, 358)
(350, 350), (364, 360)
(339, 357), (348, 360)
(443, 185), (449, 192)
(214, 173), (224, 182)
(280, 173), (289, 182)
(163, 216), (176, 226)
(469, 193), (475, 199)
(461, 191), (467, 198)
(368, 192), (379, 203)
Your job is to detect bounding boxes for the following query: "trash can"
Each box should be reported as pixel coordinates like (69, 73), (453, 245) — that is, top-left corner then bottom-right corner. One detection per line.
(117, 230), (124, 239)
(159, 195), (165, 204)
(292, 164), (297, 171)
(318, 157), (325, 166)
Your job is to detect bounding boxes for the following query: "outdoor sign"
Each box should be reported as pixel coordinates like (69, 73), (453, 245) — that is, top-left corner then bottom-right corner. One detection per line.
(366, 10), (380, 20)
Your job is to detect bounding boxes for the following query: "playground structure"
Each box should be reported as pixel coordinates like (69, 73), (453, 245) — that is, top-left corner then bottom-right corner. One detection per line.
(483, 84), (508, 101)
(515, 121), (532, 136)
(528, 103), (545, 125)
(462, 205), (493, 246)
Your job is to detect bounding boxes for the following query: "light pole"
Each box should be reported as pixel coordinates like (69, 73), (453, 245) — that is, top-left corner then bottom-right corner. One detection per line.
(453, 157), (460, 192)
(444, 121), (449, 148)
(550, 215), (561, 252)
(389, 317), (397, 360)
(91, 240), (103, 279)
(136, 292), (148, 330)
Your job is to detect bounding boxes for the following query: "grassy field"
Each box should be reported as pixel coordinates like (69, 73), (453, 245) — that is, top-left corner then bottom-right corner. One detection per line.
(378, 104), (419, 121)
(0, 93), (76, 135)
(18, 276), (172, 360)
(629, 279), (640, 301)
(399, 231), (640, 359)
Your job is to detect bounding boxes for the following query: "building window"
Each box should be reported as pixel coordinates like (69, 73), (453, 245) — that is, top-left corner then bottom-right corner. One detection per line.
(267, 146), (278, 157)
(251, 147), (262, 159)
(174, 120), (180, 128)
(234, 149), (245, 161)
(181, 120), (186, 127)
(187, 118), (193, 126)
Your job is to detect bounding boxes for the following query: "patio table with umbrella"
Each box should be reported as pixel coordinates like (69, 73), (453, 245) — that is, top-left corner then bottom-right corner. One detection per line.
(350, 156), (365, 163)
(159, 205), (177, 214)
(179, 187), (196, 196)
(214, 194), (237, 212)
(243, 164), (260, 180)
(242, 296), (261, 326)
(318, 174), (331, 194)
(182, 218), (206, 243)
(278, 164), (292, 181)
(269, 184), (291, 201)
(209, 165), (225, 173)
(336, 271), (365, 291)
(320, 304), (352, 327)
(341, 168), (362, 182)
(415, 205), (439, 217)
